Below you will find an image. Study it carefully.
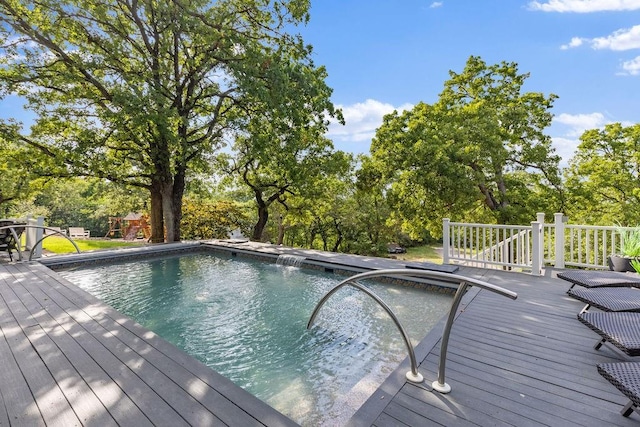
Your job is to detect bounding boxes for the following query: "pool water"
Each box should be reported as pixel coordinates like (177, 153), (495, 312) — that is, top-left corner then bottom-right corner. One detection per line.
(60, 252), (452, 426)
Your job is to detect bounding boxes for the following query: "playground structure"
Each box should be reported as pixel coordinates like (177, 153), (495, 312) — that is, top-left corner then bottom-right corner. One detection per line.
(105, 213), (151, 240)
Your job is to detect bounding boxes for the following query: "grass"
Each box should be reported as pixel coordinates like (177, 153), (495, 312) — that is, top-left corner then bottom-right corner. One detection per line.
(42, 236), (144, 254)
(389, 245), (442, 264)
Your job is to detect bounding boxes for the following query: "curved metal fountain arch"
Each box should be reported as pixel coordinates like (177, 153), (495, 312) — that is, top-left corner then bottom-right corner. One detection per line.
(0, 225), (81, 261)
(307, 268), (518, 392)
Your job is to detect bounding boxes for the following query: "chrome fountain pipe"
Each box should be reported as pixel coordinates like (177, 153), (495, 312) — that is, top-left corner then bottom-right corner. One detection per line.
(307, 268), (518, 391)
(308, 272), (424, 382)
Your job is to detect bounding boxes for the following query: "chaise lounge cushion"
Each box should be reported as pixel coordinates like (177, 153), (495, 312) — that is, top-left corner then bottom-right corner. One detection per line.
(598, 362), (640, 416)
(568, 287), (640, 312)
(558, 270), (640, 290)
(578, 312), (640, 356)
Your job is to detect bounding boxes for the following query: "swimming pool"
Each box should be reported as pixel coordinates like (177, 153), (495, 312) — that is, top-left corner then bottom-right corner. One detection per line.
(59, 251), (452, 426)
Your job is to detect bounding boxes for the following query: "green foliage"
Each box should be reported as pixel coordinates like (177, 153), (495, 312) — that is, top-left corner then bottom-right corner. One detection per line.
(220, 123), (351, 241)
(365, 56), (562, 237)
(180, 198), (252, 240)
(14, 178), (147, 236)
(617, 226), (640, 257)
(0, 138), (39, 216)
(0, 0), (336, 242)
(630, 258), (640, 274)
(565, 123), (640, 225)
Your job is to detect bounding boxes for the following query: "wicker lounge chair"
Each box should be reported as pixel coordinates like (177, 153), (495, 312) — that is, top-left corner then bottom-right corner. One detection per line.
(0, 220), (25, 262)
(578, 312), (640, 356)
(558, 270), (640, 290)
(597, 362), (640, 417)
(568, 287), (640, 314)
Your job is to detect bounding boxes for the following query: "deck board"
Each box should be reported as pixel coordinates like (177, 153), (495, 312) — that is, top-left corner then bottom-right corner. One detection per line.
(29, 263), (280, 426)
(0, 261), (297, 427)
(0, 323), (45, 426)
(352, 265), (640, 427)
(3, 242), (640, 426)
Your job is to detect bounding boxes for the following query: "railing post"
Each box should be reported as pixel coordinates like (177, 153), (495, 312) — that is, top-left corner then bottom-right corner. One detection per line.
(536, 212), (546, 266)
(32, 216), (44, 259)
(554, 213), (565, 269)
(442, 218), (450, 264)
(531, 221), (542, 276)
(25, 215), (34, 251)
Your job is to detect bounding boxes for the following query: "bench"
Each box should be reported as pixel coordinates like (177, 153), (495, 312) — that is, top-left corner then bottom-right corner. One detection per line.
(68, 227), (90, 238)
(45, 226), (67, 236)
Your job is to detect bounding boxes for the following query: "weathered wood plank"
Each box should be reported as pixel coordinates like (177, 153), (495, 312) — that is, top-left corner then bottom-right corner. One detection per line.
(4, 265), (156, 425)
(2, 280), (152, 426)
(0, 384), (9, 427)
(29, 262), (298, 427)
(3, 323), (81, 426)
(386, 390), (484, 427)
(419, 356), (634, 426)
(24, 324), (118, 426)
(371, 408), (413, 427)
(403, 382), (547, 427)
(0, 322), (44, 427)
(8, 266), (192, 427)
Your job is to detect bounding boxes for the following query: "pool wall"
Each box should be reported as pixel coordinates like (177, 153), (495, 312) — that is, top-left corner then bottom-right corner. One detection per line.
(38, 240), (459, 295)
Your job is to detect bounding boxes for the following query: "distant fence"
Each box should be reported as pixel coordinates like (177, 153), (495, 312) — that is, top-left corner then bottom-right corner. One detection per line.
(443, 213), (627, 276)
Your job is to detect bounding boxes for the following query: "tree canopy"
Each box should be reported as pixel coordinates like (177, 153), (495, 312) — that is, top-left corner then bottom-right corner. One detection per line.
(0, 0), (338, 241)
(365, 56), (563, 236)
(565, 123), (640, 225)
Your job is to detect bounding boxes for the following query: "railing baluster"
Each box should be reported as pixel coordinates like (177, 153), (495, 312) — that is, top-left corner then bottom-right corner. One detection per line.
(442, 218), (625, 272)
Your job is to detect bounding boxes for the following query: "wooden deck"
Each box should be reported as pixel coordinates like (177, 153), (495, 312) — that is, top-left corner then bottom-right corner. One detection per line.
(0, 261), (297, 427)
(350, 266), (640, 427)
(1, 243), (639, 426)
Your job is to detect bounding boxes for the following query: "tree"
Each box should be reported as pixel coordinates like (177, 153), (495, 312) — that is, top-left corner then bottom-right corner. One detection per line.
(218, 114), (350, 241)
(367, 56), (563, 236)
(0, 136), (38, 216)
(181, 198), (251, 240)
(0, 0), (338, 242)
(565, 123), (640, 225)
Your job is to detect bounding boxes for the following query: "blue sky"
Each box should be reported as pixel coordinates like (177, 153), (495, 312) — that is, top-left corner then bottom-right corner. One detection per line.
(299, 0), (640, 164)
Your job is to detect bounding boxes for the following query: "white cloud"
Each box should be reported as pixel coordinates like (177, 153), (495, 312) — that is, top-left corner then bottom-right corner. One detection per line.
(528, 0), (640, 12)
(552, 136), (581, 163)
(562, 25), (640, 51)
(430, 2), (443, 8)
(591, 25), (640, 50)
(327, 99), (413, 147)
(560, 37), (585, 50)
(554, 112), (607, 136)
(621, 55), (640, 74)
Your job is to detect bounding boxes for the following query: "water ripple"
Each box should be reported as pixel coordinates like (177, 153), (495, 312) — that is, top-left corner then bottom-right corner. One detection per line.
(60, 252), (452, 426)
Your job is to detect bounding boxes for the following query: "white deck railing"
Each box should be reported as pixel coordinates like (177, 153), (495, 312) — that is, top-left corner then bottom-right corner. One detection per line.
(443, 219), (542, 274)
(443, 213), (629, 276)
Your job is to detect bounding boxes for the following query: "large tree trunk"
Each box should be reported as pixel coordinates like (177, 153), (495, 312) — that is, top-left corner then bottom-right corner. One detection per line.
(252, 198), (269, 241)
(149, 183), (165, 243)
(161, 182), (177, 243)
(276, 215), (285, 245)
(171, 165), (186, 242)
(332, 219), (342, 252)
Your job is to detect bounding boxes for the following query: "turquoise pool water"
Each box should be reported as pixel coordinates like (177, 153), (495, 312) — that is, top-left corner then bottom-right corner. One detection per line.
(60, 252), (452, 426)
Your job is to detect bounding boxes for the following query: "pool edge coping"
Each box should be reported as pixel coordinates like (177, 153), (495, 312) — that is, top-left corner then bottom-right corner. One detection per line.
(36, 240), (463, 426)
